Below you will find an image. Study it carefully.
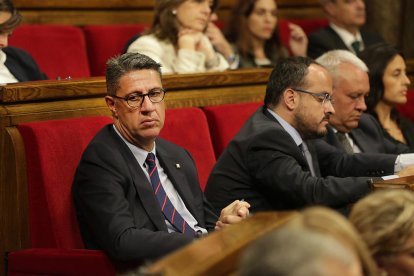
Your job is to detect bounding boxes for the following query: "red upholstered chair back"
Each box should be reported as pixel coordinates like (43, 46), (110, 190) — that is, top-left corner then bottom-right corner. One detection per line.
(397, 89), (414, 123)
(203, 102), (262, 158)
(9, 25), (91, 79)
(161, 108), (216, 191)
(278, 19), (329, 53)
(18, 116), (113, 249)
(83, 24), (150, 76)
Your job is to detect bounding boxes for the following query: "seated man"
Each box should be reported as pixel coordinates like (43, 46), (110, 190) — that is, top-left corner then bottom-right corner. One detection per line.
(72, 52), (250, 264)
(0, 0), (47, 83)
(204, 56), (407, 213)
(307, 0), (384, 59)
(314, 50), (414, 176)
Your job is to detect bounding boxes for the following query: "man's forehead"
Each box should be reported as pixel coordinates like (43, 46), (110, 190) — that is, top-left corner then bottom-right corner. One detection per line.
(306, 64), (333, 90)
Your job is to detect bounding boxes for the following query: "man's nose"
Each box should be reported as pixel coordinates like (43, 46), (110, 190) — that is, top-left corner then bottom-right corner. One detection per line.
(140, 95), (156, 112)
(324, 100), (335, 115)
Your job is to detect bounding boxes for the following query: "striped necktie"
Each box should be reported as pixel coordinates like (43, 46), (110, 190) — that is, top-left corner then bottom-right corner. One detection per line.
(145, 153), (195, 236)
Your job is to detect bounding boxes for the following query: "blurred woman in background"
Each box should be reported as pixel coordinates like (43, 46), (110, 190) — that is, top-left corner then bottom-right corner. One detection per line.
(350, 189), (414, 276)
(127, 0), (230, 74)
(226, 0), (307, 68)
(359, 43), (414, 151)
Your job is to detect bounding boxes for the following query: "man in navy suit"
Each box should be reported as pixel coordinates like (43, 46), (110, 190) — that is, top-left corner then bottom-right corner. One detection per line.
(307, 0), (384, 59)
(72, 52), (249, 264)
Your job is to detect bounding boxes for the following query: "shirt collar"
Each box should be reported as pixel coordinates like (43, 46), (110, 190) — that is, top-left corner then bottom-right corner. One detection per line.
(267, 108), (303, 147)
(112, 124), (156, 166)
(330, 23), (363, 52)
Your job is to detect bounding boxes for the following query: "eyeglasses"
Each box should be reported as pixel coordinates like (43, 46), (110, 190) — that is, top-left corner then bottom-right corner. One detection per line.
(292, 87), (334, 105)
(113, 88), (166, 108)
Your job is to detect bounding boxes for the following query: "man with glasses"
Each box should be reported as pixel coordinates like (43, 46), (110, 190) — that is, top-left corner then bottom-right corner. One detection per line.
(72, 52), (250, 265)
(205, 56), (401, 214)
(314, 50), (414, 175)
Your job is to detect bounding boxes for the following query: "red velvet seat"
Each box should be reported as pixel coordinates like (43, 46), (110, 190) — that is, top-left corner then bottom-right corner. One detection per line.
(7, 116), (115, 276)
(83, 24), (149, 76)
(9, 25), (91, 79)
(278, 19), (329, 54)
(397, 88), (414, 123)
(203, 102), (262, 158)
(162, 108), (216, 191)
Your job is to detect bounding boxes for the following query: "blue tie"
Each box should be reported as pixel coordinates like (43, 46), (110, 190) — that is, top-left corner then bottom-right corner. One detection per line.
(145, 153), (195, 236)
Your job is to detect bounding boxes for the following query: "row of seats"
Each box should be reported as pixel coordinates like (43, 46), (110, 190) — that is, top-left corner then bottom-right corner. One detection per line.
(8, 20), (329, 79)
(6, 102), (261, 275)
(6, 96), (414, 275)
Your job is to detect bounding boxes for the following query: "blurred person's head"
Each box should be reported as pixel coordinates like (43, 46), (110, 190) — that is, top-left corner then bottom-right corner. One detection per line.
(150, 0), (218, 45)
(293, 206), (379, 275)
(239, 219), (363, 276)
(265, 56), (334, 140)
(359, 43), (411, 115)
(226, 0), (282, 58)
(316, 50), (370, 133)
(350, 189), (414, 276)
(320, 0), (366, 34)
(0, 0), (22, 48)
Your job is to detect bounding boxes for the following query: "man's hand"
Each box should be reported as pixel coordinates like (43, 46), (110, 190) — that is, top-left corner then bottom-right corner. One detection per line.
(215, 200), (250, 230)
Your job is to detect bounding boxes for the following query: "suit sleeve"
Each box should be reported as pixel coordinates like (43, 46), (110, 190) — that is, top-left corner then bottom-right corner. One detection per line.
(312, 138), (397, 177)
(72, 141), (192, 262)
(246, 129), (371, 209)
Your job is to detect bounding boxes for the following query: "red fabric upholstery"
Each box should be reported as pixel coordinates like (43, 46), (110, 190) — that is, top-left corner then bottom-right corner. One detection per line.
(9, 25), (91, 79)
(17, 116), (113, 249)
(8, 116), (114, 275)
(397, 89), (414, 123)
(278, 19), (329, 53)
(83, 24), (150, 76)
(7, 248), (115, 276)
(161, 108), (216, 190)
(203, 102), (262, 158)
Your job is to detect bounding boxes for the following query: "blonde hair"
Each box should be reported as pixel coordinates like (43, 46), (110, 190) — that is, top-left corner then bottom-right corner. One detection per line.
(292, 206), (378, 276)
(349, 190), (414, 260)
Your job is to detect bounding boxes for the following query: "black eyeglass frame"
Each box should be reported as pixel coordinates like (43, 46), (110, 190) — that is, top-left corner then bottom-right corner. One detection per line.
(112, 88), (166, 108)
(291, 87), (334, 105)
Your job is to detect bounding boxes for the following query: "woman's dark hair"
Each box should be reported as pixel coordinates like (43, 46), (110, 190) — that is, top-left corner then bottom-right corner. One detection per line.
(358, 43), (401, 115)
(149, 0), (218, 45)
(0, 0), (22, 33)
(225, 0), (284, 61)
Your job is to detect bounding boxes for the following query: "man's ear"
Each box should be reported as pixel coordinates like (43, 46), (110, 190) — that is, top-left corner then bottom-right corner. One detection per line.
(283, 88), (299, 111)
(324, 1), (336, 17)
(105, 96), (118, 118)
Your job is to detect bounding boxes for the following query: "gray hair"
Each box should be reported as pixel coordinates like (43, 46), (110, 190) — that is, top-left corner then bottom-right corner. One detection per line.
(105, 52), (162, 96)
(316, 50), (368, 82)
(239, 226), (360, 276)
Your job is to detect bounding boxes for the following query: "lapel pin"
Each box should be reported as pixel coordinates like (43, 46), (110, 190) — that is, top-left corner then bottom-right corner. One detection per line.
(175, 163), (181, 169)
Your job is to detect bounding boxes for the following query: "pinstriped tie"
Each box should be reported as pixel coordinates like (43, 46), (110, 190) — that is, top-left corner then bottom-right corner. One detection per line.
(145, 153), (195, 236)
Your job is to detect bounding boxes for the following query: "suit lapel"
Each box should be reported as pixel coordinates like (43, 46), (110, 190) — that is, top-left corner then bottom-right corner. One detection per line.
(327, 26), (350, 50)
(111, 129), (168, 231)
(262, 108), (314, 172)
(156, 144), (202, 224)
(350, 129), (371, 152)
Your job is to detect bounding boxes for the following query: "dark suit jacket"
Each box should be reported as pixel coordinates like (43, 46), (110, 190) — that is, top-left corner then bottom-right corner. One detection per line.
(204, 106), (371, 213)
(72, 125), (218, 262)
(374, 112), (414, 153)
(3, 47), (48, 81)
(321, 113), (408, 154)
(307, 26), (384, 59)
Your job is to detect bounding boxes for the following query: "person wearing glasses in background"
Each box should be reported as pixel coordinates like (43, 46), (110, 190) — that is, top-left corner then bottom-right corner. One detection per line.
(72, 52), (250, 268)
(0, 0), (47, 83)
(205, 56), (406, 215)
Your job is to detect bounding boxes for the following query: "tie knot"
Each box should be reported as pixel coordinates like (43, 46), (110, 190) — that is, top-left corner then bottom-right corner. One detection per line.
(351, 40), (360, 53)
(146, 152), (156, 166)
